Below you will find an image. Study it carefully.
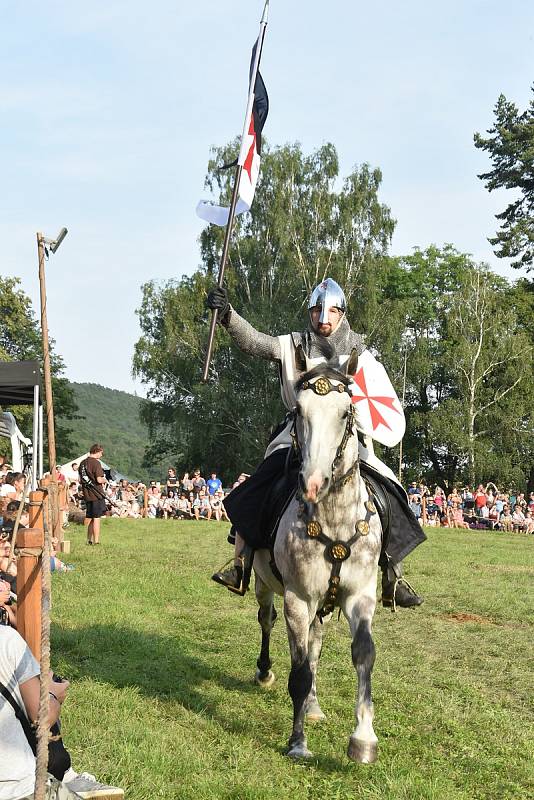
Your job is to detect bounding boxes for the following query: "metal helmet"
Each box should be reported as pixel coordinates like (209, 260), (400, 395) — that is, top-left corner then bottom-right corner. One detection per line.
(308, 278), (346, 324)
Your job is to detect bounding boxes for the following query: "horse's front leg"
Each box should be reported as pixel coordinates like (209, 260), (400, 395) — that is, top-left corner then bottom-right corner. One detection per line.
(345, 596), (378, 763)
(254, 575), (277, 688)
(284, 590), (313, 758)
(305, 613), (327, 721)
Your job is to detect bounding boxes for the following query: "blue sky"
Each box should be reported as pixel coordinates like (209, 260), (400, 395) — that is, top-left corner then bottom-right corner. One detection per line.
(1, 1), (532, 394)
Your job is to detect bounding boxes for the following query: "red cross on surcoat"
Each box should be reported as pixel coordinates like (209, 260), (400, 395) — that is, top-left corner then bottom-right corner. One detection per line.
(351, 367), (401, 431)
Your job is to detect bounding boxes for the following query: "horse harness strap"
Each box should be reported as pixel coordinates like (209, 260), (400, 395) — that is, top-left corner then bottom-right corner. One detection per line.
(301, 500), (377, 620)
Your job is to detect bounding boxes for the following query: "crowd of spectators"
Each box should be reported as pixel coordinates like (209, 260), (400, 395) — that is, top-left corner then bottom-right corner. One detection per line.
(406, 481), (534, 533)
(66, 465), (250, 523)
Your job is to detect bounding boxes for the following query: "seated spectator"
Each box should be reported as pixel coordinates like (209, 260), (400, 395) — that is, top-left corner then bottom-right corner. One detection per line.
(499, 505), (513, 532)
(162, 490), (178, 519)
(0, 619), (124, 798)
(512, 507), (527, 533)
(524, 510), (534, 534)
(231, 473), (249, 490)
(488, 503), (500, 530)
(198, 488), (212, 520)
(210, 489), (226, 521)
(449, 502), (470, 529)
(0, 473), (25, 502)
(175, 493), (192, 520)
(191, 492), (201, 520)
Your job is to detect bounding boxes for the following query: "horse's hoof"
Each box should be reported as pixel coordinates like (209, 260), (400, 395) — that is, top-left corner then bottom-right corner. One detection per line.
(286, 744), (313, 760)
(305, 700), (326, 721)
(347, 737), (378, 763)
(254, 669), (275, 688)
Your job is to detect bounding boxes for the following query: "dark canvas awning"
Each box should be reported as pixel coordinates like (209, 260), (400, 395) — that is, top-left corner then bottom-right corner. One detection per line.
(0, 360), (41, 405)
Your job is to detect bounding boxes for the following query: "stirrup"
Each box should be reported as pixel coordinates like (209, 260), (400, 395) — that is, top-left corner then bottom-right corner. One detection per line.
(382, 576), (422, 613)
(211, 556), (248, 596)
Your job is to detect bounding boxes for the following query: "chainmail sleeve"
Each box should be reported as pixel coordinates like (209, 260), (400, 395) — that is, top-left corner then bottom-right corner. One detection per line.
(222, 307), (282, 361)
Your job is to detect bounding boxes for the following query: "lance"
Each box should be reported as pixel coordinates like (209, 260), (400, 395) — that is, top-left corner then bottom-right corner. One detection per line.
(201, 0), (270, 382)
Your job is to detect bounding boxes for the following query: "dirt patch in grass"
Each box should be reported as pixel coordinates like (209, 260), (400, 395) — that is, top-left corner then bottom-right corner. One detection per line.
(480, 564), (534, 574)
(441, 612), (496, 625)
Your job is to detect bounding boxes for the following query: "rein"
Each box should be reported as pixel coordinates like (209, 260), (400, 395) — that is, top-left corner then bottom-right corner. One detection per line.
(291, 374), (377, 619)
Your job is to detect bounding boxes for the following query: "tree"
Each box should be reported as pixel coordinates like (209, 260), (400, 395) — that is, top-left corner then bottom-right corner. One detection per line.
(134, 141), (396, 480)
(0, 276), (78, 462)
(383, 247), (534, 488)
(474, 88), (534, 271)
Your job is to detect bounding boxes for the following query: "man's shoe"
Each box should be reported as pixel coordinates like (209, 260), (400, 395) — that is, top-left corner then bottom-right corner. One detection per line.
(211, 562), (246, 595)
(64, 771), (124, 799)
(382, 578), (423, 611)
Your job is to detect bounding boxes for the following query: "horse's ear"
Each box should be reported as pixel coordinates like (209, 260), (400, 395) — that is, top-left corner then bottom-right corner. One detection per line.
(295, 344), (307, 374)
(345, 348), (359, 377)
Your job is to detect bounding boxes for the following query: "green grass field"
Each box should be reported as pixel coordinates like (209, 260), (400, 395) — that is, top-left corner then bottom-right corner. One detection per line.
(51, 520), (533, 800)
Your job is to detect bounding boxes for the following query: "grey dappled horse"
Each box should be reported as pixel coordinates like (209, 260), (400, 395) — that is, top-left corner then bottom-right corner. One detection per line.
(253, 349), (383, 762)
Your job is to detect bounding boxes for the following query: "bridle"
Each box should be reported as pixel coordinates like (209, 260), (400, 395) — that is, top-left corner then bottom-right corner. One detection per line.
(289, 372), (377, 620)
(290, 375), (358, 490)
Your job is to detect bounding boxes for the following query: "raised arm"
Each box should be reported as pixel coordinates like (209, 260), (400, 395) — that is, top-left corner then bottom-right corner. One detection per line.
(206, 287), (281, 361)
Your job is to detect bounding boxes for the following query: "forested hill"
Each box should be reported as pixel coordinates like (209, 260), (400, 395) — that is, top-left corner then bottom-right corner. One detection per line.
(67, 383), (150, 482)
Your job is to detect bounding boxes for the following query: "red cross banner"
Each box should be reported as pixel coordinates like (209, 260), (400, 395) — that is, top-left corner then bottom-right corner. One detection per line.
(348, 350), (406, 447)
(196, 10), (269, 227)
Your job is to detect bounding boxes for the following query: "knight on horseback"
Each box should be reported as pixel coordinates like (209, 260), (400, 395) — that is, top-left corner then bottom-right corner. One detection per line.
(208, 277), (425, 609)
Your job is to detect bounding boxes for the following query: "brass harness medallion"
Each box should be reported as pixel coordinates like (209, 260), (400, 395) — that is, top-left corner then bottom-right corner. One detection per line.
(357, 520), (370, 536)
(307, 520), (322, 538)
(314, 377), (331, 396)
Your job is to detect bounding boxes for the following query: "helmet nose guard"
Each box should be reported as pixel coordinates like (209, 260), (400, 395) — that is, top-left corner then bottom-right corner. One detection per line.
(308, 278), (346, 324)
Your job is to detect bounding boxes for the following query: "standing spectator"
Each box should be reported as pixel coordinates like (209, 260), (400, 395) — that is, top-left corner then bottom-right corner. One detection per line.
(462, 485), (474, 510)
(408, 493), (422, 521)
(192, 469), (206, 493)
(181, 472), (194, 494)
(166, 468), (178, 493)
(407, 482), (418, 496)
(79, 445), (107, 545)
(528, 492), (534, 513)
(474, 484), (488, 517)
(206, 472), (222, 496)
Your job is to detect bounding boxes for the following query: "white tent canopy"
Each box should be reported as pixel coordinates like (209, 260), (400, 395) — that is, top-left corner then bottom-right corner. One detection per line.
(0, 412), (32, 472)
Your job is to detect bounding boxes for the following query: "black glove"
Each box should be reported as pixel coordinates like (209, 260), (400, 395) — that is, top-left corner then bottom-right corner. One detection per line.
(206, 286), (230, 319)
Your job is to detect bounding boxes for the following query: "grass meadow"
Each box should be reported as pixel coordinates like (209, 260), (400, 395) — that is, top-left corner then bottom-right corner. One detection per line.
(51, 519), (533, 800)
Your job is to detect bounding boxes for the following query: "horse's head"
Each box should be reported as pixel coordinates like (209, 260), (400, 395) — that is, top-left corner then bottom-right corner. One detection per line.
(294, 345), (359, 505)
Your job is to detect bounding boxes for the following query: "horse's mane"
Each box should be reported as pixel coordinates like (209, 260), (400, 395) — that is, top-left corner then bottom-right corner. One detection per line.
(295, 340), (351, 392)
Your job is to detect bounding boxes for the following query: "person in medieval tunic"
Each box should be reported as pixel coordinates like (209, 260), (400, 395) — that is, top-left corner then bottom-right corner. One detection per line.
(207, 278), (425, 608)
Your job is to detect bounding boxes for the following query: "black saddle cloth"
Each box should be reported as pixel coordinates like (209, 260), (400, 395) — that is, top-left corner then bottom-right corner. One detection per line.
(223, 448), (426, 561)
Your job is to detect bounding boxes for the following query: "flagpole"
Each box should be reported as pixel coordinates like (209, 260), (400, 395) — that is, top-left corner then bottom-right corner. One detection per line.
(201, 0), (269, 382)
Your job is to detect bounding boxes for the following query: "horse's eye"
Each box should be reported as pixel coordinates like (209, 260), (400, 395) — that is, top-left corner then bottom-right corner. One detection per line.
(342, 410), (349, 419)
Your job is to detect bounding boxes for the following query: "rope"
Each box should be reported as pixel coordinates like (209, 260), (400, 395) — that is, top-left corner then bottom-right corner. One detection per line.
(34, 484), (53, 800)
